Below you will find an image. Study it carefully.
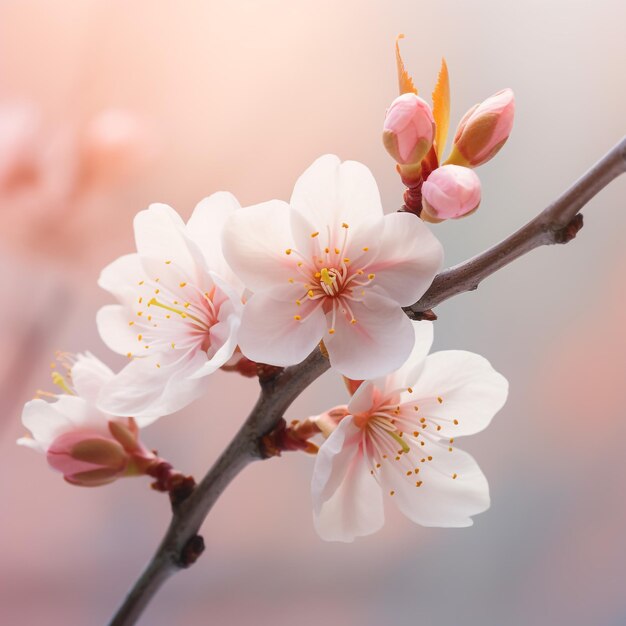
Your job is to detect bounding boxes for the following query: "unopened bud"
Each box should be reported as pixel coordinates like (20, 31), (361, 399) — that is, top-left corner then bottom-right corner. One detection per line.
(46, 431), (129, 487)
(421, 165), (481, 222)
(447, 88), (514, 167)
(383, 94), (435, 166)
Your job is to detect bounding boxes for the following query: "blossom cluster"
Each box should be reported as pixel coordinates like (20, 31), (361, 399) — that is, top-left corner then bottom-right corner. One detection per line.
(18, 48), (513, 542)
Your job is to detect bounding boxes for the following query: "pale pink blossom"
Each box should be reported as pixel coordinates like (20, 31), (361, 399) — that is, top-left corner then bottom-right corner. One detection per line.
(18, 353), (154, 487)
(421, 164), (482, 221)
(311, 321), (508, 542)
(222, 155), (443, 379)
(96, 195), (244, 421)
(383, 94), (435, 165)
(448, 88), (515, 167)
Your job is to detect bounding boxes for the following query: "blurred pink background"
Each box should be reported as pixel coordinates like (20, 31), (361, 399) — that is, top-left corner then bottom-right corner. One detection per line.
(1, 1), (625, 625)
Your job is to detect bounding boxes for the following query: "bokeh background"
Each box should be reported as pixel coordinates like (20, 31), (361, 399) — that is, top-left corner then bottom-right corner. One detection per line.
(1, 1), (625, 625)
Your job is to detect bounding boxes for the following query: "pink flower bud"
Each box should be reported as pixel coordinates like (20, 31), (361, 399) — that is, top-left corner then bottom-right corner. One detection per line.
(383, 94), (435, 165)
(421, 165), (481, 221)
(448, 88), (515, 167)
(46, 431), (129, 487)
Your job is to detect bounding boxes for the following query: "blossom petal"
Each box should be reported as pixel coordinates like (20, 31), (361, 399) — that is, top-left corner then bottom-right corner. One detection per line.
(236, 289), (326, 366)
(186, 192), (244, 292)
(98, 253), (144, 306)
(222, 200), (296, 292)
(97, 349), (209, 425)
(20, 396), (91, 450)
(367, 212), (443, 306)
(96, 305), (138, 356)
(312, 416), (385, 542)
(408, 351), (509, 437)
(134, 203), (199, 276)
(380, 442), (489, 527)
(325, 290), (415, 379)
(290, 155), (384, 233)
(385, 320), (434, 391)
(70, 353), (114, 403)
(347, 381), (379, 415)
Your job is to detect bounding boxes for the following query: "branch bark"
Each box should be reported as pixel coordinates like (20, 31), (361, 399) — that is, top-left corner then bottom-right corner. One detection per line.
(108, 136), (626, 626)
(405, 136), (626, 316)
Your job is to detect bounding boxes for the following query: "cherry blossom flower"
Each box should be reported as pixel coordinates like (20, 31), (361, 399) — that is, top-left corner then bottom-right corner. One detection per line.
(310, 321), (508, 542)
(18, 353), (155, 487)
(222, 155), (443, 379)
(96, 195), (243, 421)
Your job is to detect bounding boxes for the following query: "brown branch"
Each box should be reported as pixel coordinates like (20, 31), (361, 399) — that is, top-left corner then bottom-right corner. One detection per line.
(108, 349), (330, 626)
(107, 136), (626, 626)
(405, 136), (626, 316)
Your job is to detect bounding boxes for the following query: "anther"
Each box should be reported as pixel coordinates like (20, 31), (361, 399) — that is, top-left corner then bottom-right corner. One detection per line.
(311, 231), (319, 238)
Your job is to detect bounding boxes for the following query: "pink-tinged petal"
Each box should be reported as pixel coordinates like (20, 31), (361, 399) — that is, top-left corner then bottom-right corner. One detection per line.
(134, 203), (198, 276)
(380, 441), (489, 527)
(186, 192), (244, 292)
(70, 353), (114, 403)
(312, 416), (384, 542)
(98, 253), (145, 306)
(20, 396), (91, 450)
(347, 381), (379, 416)
(236, 289), (326, 366)
(188, 303), (241, 379)
(96, 305), (138, 356)
(222, 200), (296, 292)
(325, 290), (415, 379)
(97, 349), (209, 425)
(386, 320), (434, 391)
(367, 212), (443, 306)
(290, 155), (383, 233)
(408, 350), (508, 437)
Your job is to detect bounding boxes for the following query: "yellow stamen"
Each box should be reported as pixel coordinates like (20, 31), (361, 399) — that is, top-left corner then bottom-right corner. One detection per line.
(148, 298), (205, 326)
(389, 431), (410, 453)
(51, 372), (74, 395)
(320, 268), (334, 286)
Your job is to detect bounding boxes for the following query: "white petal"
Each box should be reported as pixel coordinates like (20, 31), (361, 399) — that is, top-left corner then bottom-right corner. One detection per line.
(380, 441), (489, 527)
(96, 305), (138, 356)
(134, 203), (199, 276)
(346, 381), (379, 415)
(325, 290), (415, 379)
(20, 396), (94, 450)
(409, 351), (509, 437)
(70, 353), (114, 403)
(312, 416), (385, 542)
(236, 288), (326, 366)
(98, 253), (144, 306)
(97, 349), (209, 425)
(222, 200), (296, 292)
(367, 212), (443, 306)
(290, 155), (383, 233)
(186, 192), (244, 292)
(189, 300), (241, 379)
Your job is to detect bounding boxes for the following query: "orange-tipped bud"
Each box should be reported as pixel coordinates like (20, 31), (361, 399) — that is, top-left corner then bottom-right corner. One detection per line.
(383, 94), (435, 166)
(447, 88), (515, 167)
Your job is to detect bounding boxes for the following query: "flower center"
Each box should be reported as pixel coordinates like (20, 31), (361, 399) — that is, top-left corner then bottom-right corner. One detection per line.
(285, 223), (376, 334)
(127, 266), (220, 360)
